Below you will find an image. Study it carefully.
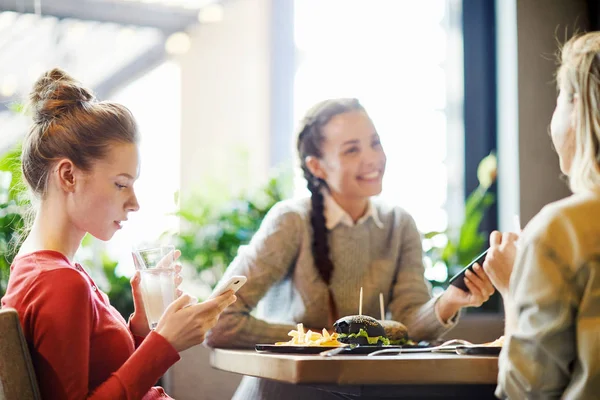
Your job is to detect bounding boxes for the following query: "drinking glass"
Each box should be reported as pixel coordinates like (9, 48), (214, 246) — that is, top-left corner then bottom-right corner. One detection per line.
(132, 245), (176, 330)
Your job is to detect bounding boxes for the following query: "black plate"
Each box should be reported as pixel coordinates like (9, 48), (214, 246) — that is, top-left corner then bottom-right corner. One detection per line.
(455, 345), (502, 356)
(255, 344), (424, 355)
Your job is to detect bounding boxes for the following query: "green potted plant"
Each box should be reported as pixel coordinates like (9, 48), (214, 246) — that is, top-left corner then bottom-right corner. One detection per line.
(164, 170), (292, 295)
(423, 152), (498, 309)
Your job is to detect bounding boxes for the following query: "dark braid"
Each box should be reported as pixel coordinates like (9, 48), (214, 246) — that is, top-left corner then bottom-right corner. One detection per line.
(296, 98), (364, 286)
(307, 177), (333, 283)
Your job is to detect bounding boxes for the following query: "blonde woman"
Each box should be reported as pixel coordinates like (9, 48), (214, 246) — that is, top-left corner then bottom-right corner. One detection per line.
(482, 32), (600, 399)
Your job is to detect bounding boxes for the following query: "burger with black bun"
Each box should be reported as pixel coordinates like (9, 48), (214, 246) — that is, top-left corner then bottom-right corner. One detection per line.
(333, 315), (390, 346)
(379, 320), (409, 345)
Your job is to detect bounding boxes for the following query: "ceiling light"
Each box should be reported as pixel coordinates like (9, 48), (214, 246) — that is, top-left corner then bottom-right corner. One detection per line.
(165, 31), (191, 55)
(67, 21), (88, 40)
(117, 27), (137, 42)
(1, 75), (18, 97)
(118, 0), (219, 9)
(0, 12), (18, 30)
(185, 0), (219, 10)
(197, 3), (223, 23)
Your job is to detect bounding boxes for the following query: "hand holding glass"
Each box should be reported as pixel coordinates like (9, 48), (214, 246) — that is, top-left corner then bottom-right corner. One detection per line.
(132, 245), (176, 330)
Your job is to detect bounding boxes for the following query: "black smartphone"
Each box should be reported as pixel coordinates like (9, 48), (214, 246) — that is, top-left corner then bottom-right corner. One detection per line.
(448, 249), (489, 292)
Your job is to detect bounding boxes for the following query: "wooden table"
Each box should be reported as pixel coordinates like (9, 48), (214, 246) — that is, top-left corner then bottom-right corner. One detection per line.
(210, 349), (500, 399)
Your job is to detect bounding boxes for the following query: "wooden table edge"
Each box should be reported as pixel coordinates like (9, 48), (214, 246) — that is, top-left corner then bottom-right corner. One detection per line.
(210, 349), (499, 385)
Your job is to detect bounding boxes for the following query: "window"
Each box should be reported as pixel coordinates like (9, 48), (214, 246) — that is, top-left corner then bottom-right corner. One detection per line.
(293, 0), (464, 288)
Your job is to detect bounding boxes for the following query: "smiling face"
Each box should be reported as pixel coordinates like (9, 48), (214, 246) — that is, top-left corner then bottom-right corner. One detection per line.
(307, 110), (386, 205)
(67, 142), (141, 241)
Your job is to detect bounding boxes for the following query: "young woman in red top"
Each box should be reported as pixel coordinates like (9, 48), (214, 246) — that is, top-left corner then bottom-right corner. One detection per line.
(1, 68), (236, 399)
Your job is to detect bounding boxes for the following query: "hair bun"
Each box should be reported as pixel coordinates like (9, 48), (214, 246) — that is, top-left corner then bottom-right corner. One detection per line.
(29, 68), (95, 123)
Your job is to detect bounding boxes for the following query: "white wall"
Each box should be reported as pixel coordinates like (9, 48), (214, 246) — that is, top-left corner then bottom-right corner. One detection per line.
(178, 0), (272, 201)
(499, 0), (588, 226)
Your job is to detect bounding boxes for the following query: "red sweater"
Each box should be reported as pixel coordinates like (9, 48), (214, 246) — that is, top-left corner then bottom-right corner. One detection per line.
(1, 250), (180, 399)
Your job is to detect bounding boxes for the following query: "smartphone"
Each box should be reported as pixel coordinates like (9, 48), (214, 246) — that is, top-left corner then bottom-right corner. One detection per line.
(448, 249), (489, 292)
(207, 275), (247, 300)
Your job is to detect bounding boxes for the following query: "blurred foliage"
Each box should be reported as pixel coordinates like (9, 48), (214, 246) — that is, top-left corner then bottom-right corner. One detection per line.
(101, 255), (133, 318)
(425, 185), (496, 277)
(78, 234), (134, 319)
(0, 144), (28, 298)
(423, 152), (498, 311)
(163, 169), (292, 290)
(8, 102), (25, 114)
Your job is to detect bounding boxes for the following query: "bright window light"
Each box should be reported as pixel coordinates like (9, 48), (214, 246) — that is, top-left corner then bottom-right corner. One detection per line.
(107, 61), (181, 277)
(293, 0), (463, 235)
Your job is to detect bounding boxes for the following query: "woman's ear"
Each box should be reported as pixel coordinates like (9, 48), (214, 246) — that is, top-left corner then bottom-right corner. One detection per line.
(55, 159), (77, 193)
(305, 156), (326, 180)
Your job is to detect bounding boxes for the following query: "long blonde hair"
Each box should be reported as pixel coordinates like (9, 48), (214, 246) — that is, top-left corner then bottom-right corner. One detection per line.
(558, 32), (600, 193)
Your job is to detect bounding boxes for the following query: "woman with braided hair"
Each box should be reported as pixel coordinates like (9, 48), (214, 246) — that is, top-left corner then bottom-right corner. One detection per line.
(206, 98), (495, 400)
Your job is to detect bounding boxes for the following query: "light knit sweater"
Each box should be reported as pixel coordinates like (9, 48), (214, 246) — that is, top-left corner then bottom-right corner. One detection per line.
(496, 192), (600, 399)
(206, 197), (458, 399)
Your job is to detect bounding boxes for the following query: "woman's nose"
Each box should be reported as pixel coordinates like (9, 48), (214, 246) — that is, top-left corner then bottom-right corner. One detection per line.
(364, 145), (384, 165)
(127, 191), (140, 212)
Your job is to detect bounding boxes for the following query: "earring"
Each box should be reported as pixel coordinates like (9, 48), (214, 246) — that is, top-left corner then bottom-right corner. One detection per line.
(314, 176), (325, 188)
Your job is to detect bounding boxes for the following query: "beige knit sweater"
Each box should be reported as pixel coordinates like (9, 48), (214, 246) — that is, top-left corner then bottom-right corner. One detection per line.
(206, 197), (458, 399)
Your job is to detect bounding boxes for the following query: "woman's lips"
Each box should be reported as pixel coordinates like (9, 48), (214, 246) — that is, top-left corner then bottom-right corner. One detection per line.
(357, 170), (382, 181)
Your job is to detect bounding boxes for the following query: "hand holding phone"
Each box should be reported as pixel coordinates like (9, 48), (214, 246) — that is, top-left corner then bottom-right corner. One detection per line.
(448, 249), (489, 292)
(207, 275), (247, 300)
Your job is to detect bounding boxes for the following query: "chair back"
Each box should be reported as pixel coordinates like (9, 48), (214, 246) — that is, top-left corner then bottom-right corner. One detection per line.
(0, 307), (41, 400)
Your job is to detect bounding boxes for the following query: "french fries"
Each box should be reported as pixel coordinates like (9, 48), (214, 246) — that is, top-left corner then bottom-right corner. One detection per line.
(275, 323), (343, 347)
(483, 336), (505, 347)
